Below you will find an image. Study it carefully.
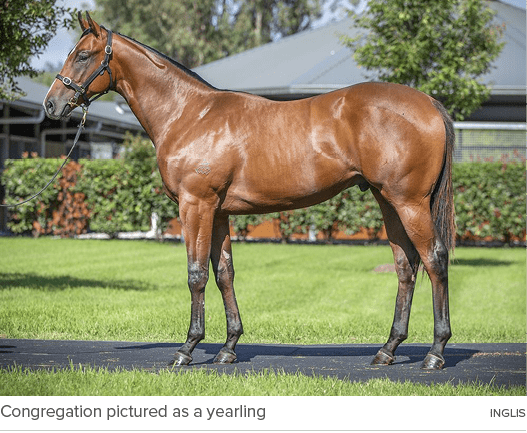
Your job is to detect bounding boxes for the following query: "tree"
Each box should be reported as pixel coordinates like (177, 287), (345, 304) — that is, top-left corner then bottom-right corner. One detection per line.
(341, 0), (505, 120)
(91, 0), (322, 68)
(0, 0), (76, 101)
(234, 0), (323, 47)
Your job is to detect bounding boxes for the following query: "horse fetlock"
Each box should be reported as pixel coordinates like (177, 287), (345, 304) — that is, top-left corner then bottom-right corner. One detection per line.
(230, 323), (243, 338)
(435, 326), (452, 344)
(389, 326), (408, 345)
(187, 324), (205, 344)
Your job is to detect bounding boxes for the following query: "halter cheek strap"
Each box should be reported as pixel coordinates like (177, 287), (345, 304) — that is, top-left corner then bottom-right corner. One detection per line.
(56, 27), (113, 109)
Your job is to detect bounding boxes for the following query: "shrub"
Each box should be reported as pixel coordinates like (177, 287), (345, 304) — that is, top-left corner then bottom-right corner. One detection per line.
(76, 134), (175, 237)
(3, 135), (176, 237)
(453, 162), (526, 241)
(1, 155), (89, 236)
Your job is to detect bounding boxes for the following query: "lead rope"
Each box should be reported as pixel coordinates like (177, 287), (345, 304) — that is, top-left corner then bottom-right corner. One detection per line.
(0, 106), (88, 208)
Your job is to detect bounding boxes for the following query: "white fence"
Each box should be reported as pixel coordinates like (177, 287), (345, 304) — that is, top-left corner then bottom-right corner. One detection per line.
(453, 122), (526, 163)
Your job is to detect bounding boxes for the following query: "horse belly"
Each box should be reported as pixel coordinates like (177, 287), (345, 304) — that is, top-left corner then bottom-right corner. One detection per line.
(221, 147), (360, 214)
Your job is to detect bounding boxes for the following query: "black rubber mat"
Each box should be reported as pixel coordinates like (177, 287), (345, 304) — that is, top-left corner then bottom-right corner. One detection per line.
(1, 339), (524, 388)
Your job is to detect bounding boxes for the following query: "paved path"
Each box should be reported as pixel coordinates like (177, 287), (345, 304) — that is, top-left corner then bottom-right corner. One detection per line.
(1, 339), (525, 388)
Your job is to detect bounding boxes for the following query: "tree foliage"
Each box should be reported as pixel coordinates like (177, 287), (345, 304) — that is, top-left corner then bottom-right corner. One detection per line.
(341, 0), (505, 120)
(0, 0), (76, 100)
(91, 0), (322, 68)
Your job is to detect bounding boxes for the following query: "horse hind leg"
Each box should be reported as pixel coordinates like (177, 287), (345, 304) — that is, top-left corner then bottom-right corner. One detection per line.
(417, 230), (451, 370)
(382, 195), (451, 370)
(371, 189), (419, 366)
(210, 215), (243, 364)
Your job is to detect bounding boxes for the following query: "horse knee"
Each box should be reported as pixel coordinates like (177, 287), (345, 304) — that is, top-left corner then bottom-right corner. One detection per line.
(188, 263), (208, 291)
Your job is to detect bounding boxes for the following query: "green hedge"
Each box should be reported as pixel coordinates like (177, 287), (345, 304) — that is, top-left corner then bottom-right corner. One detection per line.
(2, 135), (525, 243)
(76, 134), (174, 236)
(3, 134), (175, 237)
(2, 157), (70, 235)
(453, 162), (525, 241)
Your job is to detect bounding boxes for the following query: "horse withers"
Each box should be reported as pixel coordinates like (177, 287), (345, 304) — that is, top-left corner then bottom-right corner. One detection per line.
(44, 12), (455, 370)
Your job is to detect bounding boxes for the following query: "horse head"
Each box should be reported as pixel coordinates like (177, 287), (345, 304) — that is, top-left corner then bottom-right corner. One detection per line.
(43, 12), (114, 120)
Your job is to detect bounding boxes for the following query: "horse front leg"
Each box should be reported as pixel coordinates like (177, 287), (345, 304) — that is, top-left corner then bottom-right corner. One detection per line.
(170, 200), (215, 367)
(210, 214), (243, 364)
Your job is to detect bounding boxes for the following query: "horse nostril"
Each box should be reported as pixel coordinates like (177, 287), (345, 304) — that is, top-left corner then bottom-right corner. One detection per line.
(46, 99), (55, 114)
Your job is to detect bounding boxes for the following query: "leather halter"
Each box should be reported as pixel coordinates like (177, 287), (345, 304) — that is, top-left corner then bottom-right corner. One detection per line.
(56, 27), (114, 109)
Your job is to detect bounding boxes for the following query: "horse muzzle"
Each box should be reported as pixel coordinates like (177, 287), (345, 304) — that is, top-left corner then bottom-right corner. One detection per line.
(43, 96), (74, 120)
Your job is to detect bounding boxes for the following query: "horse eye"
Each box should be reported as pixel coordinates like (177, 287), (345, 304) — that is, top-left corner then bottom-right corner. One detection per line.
(77, 52), (90, 62)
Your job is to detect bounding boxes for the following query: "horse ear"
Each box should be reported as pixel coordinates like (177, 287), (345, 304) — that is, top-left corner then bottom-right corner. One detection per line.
(78, 11), (89, 31)
(85, 11), (101, 38)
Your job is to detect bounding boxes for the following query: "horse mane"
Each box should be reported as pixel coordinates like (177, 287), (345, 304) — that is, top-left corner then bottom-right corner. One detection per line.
(117, 32), (217, 90)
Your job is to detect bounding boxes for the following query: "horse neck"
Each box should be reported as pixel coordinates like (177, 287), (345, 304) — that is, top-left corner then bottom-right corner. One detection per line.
(112, 36), (214, 145)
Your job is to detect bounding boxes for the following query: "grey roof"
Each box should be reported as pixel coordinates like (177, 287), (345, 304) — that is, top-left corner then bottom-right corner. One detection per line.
(5, 76), (142, 130)
(193, 0), (526, 98)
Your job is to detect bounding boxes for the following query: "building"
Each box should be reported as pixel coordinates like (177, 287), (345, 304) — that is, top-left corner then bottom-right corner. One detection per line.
(0, 77), (143, 165)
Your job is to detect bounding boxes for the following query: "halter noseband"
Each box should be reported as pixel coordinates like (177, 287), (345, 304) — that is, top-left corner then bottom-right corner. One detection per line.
(56, 27), (114, 109)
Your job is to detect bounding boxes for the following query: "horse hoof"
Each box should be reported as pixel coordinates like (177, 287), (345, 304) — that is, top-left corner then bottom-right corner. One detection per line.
(421, 353), (445, 370)
(213, 349), (237, 364)
(371, 349), (395, 365)
(168, 352), (192, 367)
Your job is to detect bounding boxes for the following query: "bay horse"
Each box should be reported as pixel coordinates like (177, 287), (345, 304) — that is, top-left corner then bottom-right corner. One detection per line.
(44, 12), (455, 370)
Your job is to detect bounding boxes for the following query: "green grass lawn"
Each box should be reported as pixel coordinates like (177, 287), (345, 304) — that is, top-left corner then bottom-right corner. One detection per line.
(0, 237), (525, 395)
(1, 366), (522, 396)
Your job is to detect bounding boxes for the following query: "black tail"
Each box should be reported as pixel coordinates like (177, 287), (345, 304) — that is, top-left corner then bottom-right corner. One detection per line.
(431, 100), (456, 254)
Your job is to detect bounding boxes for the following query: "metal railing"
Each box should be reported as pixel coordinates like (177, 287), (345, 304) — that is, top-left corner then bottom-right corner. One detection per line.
(453, 122), (526, 163)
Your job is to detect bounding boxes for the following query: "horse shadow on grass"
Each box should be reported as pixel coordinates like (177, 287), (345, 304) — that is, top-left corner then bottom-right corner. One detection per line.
(0, 272), (156, 291)
(451, 258), (515, 267)
(114, 342), (478, 369)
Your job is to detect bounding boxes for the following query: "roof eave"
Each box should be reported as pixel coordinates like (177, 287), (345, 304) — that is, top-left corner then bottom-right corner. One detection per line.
(242, 84), (346, 97)
(238, 83), (526, 98)
(1, 96), (143, 131)
(490, 86), (526, 96)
